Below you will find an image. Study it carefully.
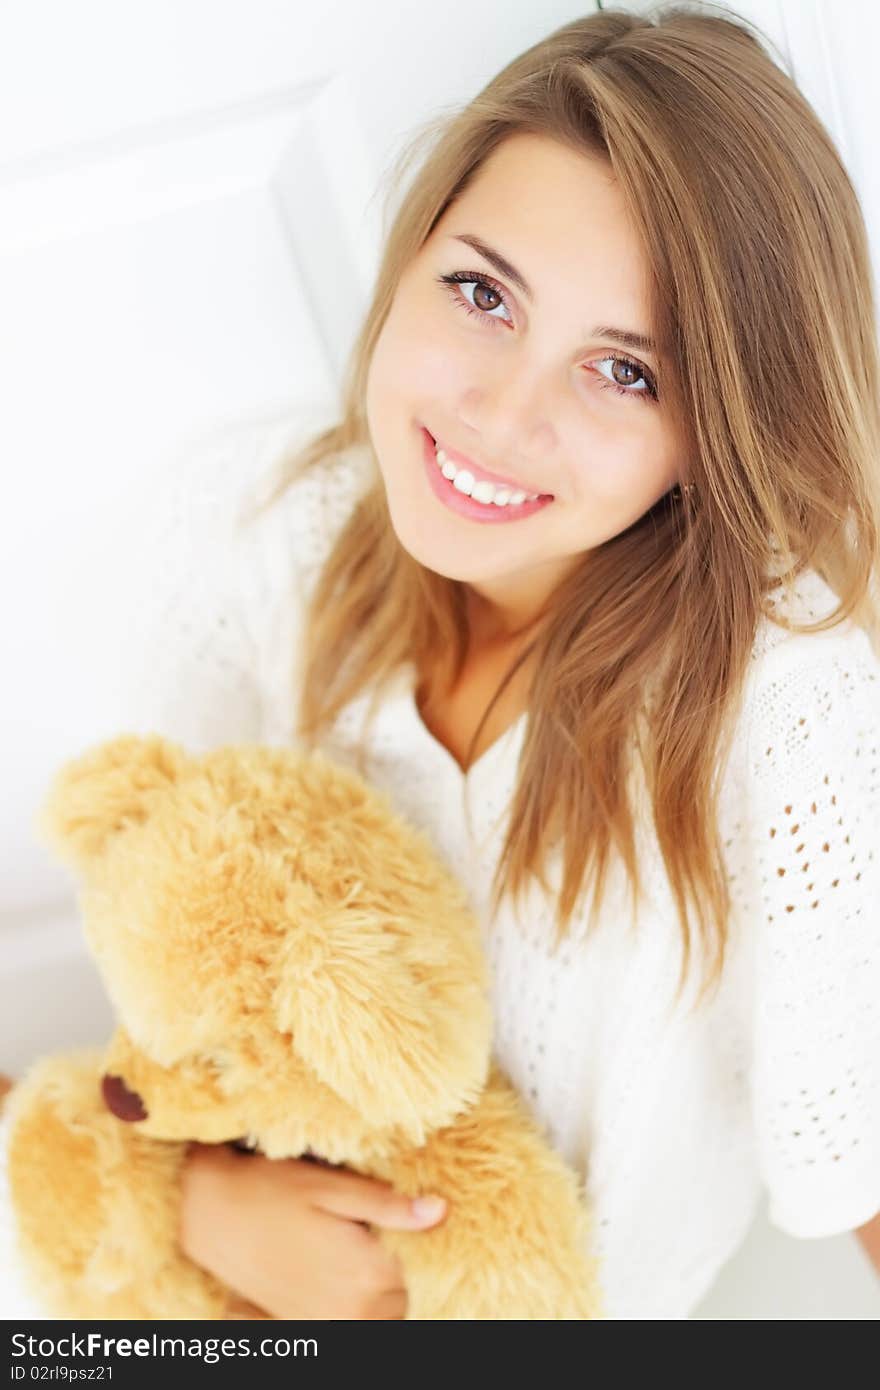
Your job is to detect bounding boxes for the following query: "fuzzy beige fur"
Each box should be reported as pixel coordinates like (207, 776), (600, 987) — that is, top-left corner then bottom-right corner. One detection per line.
(6, 734), (604, 1319)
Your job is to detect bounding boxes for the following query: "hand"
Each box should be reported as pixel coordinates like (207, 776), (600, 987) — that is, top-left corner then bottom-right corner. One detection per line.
(178, 1142), (448, 1320)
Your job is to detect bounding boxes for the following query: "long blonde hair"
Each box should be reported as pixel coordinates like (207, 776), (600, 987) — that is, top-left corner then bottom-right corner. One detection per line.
(251, 3), (880, 1011)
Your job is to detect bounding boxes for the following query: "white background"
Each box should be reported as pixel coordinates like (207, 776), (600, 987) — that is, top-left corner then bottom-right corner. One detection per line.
(0, 0), (877, 1317)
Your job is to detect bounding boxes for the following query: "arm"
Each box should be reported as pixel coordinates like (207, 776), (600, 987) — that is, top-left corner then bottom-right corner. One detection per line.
(743, 626), (880, 1250)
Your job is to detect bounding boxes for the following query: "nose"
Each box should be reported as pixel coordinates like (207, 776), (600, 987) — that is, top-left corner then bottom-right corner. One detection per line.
(101, 1073), (148, 1122)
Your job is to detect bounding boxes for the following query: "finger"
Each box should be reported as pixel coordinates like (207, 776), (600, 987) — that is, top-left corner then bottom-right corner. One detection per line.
(309, 1170), (448, 1231)
(361, 1287), (408, 1320)
(224, 1294), (273, 1321)
(184, 1139), (238, 1173)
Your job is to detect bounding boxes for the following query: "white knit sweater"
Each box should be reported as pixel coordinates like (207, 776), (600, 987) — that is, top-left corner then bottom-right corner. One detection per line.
(2, 414), (879, 1320)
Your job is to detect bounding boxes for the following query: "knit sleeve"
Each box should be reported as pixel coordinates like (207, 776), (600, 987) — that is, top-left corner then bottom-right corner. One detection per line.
(743, 622), (880, 1238)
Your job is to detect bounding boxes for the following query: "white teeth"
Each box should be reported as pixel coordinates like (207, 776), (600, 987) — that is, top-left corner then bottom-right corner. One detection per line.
(471, 480), (497, 504)
(433, 444), (540, 506)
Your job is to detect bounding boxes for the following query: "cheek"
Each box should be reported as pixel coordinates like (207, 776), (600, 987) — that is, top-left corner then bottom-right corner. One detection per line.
(570, 429), (677, 508)
(371, 297), (470, 404)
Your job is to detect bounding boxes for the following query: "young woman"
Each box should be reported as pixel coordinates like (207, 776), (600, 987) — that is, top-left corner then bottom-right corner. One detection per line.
(3, 4), (879, 1319)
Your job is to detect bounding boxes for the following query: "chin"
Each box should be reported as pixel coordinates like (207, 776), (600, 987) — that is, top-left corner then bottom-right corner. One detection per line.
(382, 500), (470, 582)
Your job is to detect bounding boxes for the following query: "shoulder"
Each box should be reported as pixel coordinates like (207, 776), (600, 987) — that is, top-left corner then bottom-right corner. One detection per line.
(727, 566), (879, 934)
(165, 408), (373, 554)
(234, 421), (376, 582)
(719, 569), (879, 884)
(151, 409), (376, 609)
(113, 412), (376, 750)
(741, 568), (880, 755)
(749, 565), (875, 665)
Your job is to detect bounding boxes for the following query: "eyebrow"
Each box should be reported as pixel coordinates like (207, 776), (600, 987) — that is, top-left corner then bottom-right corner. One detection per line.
(449, 232), (659, 358)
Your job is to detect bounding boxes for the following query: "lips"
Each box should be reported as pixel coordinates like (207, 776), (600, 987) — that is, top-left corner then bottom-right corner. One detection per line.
(426, 429), (552, 498)
(421, 427), (553, 524)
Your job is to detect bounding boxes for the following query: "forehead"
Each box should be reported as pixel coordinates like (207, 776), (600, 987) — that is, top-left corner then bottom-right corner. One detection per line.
(433, 134), (657, 356)
(466, 131), (617, 194)
(454, 134), (632, 241)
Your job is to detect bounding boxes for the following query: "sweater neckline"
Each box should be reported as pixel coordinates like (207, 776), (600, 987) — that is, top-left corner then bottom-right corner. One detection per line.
(388, 658), (528, 785)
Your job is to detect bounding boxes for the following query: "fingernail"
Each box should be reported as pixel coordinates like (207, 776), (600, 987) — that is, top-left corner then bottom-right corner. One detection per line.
(411, 1195), (446, 1224)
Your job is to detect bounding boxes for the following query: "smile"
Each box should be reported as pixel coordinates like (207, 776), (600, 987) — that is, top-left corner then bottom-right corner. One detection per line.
(420, 427), (555, 525)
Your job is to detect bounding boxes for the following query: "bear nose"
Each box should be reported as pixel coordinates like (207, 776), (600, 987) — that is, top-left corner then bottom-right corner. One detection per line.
(101, 1073), (148, 1122)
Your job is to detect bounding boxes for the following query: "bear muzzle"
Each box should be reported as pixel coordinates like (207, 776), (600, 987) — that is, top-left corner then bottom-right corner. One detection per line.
(101, 1073), (148, 1122)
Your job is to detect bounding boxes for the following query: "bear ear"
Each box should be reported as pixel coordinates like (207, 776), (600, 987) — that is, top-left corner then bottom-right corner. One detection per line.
(272, 879), (492, 1143)
(34, 733), (191, 871)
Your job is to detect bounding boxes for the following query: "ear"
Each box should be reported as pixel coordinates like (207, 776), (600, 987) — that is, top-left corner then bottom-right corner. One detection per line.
(34, 733), (191, 872)
(272, 878), (492, 1142)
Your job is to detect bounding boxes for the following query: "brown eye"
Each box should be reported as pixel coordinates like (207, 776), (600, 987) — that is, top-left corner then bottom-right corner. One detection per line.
(437, 271), (513, 327)
(590, 354), (657, 403)
(472, 281), (501, 312)
(611, 359), (639, 387)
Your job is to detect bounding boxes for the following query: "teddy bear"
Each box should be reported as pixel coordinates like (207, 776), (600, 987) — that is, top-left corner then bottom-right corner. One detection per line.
(4, 733), (605, 1320)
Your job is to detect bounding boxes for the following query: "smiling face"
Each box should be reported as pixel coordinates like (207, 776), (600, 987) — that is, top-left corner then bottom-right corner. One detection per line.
(364, 132), (684, 635)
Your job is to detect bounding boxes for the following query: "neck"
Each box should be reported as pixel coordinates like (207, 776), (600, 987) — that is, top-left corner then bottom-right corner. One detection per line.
(463, 585), (552, 646)
(463, 556), (578, 644)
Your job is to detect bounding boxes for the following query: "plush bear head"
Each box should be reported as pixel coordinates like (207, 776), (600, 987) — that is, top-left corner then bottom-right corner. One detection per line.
(35, 735), (493, 1163)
